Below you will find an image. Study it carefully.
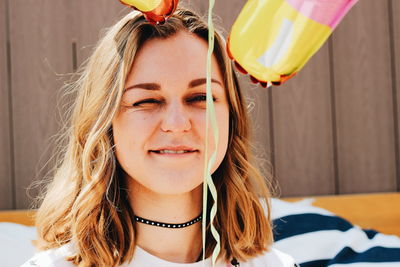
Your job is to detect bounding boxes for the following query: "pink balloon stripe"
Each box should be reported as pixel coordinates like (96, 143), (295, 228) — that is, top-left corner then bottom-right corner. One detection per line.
(285, 0), (358, 29)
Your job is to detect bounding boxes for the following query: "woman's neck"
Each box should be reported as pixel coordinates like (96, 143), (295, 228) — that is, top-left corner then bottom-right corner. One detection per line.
(127, 178), (203, 263)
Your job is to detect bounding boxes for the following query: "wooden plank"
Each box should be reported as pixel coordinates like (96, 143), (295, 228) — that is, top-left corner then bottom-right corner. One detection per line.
(284, 193), (400, 237)
(213, 0), (245, 34)
(0, 209), (36, 226)
(331, 0), (397, 193)
(185, 0), (207, 15)
(243, 82), (274, 186)
(190, 0), (208, 12)
(0, 0), (13, 210)
(390, 0), (400, 191)
(272, 43), (335, 197)
(8, 0), (75, 208)
(73, 0), (130, 67)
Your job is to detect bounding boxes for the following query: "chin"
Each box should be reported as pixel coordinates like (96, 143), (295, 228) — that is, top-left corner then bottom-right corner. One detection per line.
(147, 179), (203, 196)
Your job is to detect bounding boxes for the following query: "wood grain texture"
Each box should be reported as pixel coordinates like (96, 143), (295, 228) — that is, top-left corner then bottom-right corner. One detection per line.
(212, 0), (244, 36)
(73, 0), (130, 67)
(390, 0), (400, 191)
(0, 209), (36, 226)
(331, 0), (397, 193)
(183, 0), (207, 16)
(0, 0), (13, 210)
(9, 0), (75, 208)
(284, 192), (400, 237)
(243, 80), (274, 187)
(272, 42), (335, 197)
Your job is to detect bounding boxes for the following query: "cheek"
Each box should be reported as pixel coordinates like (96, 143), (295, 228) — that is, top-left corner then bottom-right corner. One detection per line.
(191, 111), (207, 130)
(218, 108), (230, 151)
(112, 112), (157, 155)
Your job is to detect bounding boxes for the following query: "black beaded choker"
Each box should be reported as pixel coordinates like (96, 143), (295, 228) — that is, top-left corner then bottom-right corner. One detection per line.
(133, 213), (202, 228)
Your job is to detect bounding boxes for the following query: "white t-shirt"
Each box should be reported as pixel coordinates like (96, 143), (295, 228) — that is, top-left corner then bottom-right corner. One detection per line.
(21, 242), (297, 267)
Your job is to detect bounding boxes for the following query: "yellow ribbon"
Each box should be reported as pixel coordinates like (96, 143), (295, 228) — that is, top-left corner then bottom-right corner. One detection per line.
(202, 0), (220, 266)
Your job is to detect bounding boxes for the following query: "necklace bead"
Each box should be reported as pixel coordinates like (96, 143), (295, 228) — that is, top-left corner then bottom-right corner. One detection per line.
(133, 213), (202, 228)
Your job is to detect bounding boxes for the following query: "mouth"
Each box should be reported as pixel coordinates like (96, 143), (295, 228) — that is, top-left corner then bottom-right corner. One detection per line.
(149, 149), (199, 155)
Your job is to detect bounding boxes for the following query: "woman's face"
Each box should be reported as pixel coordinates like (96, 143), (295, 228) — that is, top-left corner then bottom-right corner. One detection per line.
(112, 31), (230, 195)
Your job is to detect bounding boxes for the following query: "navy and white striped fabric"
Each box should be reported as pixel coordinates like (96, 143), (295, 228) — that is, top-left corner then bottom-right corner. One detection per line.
(270, 198), (400, 267)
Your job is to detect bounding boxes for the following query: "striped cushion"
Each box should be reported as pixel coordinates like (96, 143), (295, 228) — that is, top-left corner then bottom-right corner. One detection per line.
(270, 198), (400, 267)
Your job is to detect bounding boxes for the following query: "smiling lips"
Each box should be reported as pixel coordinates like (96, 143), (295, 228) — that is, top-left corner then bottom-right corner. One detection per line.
(149, 146), (199, 154)
(152, 150), (197, 154)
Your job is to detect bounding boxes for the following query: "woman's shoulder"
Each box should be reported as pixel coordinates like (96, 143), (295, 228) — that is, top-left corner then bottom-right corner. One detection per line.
(20, 243), (76, 267)
(240, 247), (298, 267)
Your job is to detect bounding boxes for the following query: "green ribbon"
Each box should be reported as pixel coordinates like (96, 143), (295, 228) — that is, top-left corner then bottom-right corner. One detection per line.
(202, 0), (220, 266)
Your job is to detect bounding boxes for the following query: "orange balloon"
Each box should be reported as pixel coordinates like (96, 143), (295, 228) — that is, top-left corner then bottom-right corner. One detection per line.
(119, 0), (179, 24)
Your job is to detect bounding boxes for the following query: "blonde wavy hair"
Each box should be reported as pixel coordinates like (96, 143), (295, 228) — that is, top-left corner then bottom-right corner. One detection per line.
(32, 6), (274, 267)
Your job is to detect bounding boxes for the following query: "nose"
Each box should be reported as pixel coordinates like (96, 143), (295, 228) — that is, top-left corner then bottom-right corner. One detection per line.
(160, 100), (191, 132)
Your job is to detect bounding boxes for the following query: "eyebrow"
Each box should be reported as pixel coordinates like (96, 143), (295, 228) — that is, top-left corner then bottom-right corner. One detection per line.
(123, 78), (223, 92)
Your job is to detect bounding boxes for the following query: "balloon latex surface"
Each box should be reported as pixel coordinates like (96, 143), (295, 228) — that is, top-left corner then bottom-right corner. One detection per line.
(228, 0), (358, 85)
(119, 0), (179, 23)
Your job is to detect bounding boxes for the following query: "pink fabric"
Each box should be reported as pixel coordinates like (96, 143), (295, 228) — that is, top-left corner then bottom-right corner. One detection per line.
(285, 0), (358, 29)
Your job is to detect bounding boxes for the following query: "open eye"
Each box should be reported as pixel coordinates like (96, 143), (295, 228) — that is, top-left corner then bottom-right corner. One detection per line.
(188, 94), (216, 102)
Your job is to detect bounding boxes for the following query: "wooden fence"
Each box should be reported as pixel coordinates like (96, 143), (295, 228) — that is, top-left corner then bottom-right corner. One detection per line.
(1, 0), (399, 210)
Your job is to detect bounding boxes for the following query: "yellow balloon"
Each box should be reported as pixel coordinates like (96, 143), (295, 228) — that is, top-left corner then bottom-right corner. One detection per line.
(228, 0), (358, 86)
(119, 0), (161, 12)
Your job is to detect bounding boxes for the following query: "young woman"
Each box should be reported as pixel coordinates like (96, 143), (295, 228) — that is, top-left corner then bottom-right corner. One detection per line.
(22, 6), (297, 267)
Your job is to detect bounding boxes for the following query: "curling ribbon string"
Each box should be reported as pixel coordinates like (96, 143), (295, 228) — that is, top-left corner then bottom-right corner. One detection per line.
(202, 0), (220, 266)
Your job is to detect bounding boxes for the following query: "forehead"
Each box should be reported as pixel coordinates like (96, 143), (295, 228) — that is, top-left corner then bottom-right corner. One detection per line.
(125, 31), (224, 86)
